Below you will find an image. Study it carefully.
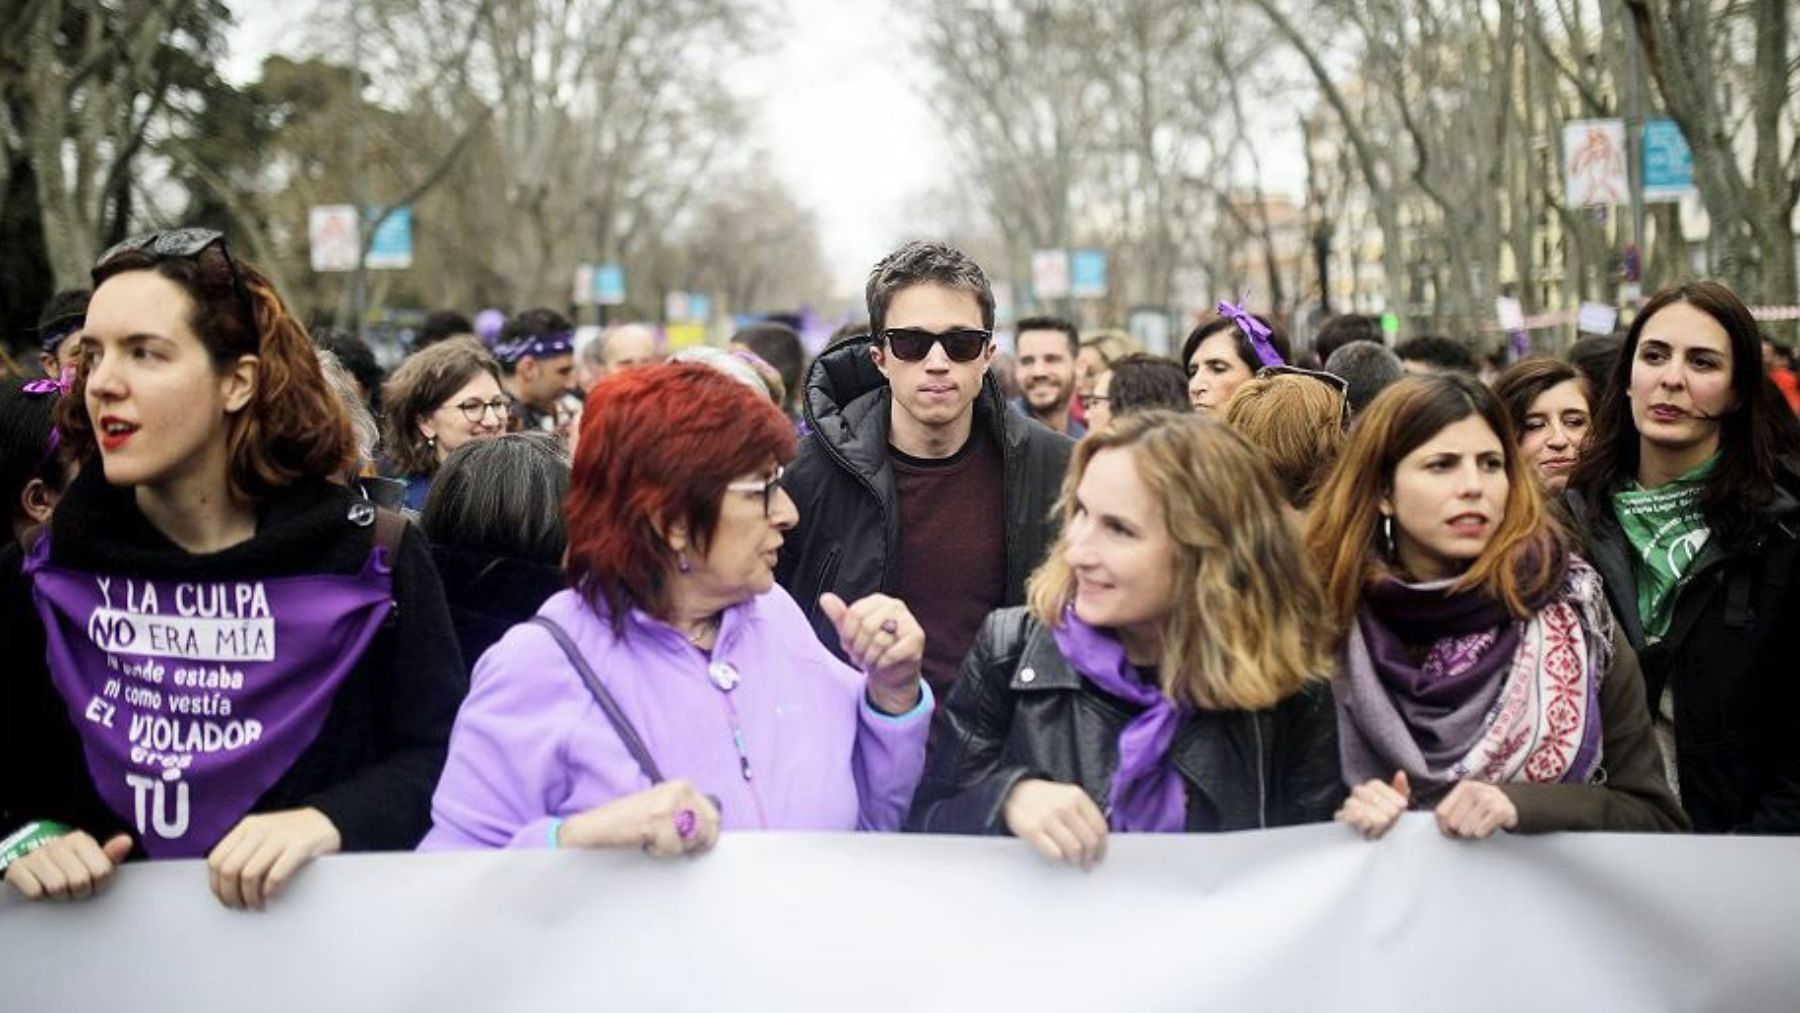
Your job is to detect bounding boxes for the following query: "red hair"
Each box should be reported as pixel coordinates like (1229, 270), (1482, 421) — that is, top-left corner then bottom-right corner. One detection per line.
(567, 363), (796, 629)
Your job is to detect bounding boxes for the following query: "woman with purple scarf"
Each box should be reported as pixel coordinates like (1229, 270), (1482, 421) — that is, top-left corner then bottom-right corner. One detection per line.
(1306, 374), (1686, 839)
(909, 412), (1343, 867)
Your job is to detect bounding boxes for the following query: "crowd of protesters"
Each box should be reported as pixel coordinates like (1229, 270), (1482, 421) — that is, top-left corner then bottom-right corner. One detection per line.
(2, 230), (1797, 913)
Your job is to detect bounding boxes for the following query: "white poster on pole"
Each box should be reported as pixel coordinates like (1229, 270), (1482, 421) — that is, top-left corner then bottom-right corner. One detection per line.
(1032, 249), (1070, 300)
(1564, 119), (1628, 207)
(1577, 302), (1621, 336)
(308, 205), (359, 273)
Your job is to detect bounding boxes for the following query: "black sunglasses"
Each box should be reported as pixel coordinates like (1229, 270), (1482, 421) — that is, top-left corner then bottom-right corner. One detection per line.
(879, 327), (992, 363)
(1256, 365), (1352, 429)
(97, 228), (258, 337)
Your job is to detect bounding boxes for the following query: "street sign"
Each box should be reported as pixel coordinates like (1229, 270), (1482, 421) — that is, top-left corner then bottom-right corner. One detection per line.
(365, 207), (413, 270)
(594, 264), (626, 306)
(1070, 249), (1108, 299)
(308, 205), (359, 273)
(1564, 119), (1628, 207)
(1643, 117), (1696, 202)
(573, 264), (596, 306)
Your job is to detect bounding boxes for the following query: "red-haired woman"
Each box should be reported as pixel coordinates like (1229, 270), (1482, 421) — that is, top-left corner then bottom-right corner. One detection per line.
(0, 231), (465, 908)
(421, 363), (930, 855)
(1305, 374), (1685, 839)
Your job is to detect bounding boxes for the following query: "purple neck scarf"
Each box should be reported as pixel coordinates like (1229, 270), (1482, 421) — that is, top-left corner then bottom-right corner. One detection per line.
(1050, 608), (1187, 833)
(25, 536), (395, 858)
(1337, 548), (1608, 801)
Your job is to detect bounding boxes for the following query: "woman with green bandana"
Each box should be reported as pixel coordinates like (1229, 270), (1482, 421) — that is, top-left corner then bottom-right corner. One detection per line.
(1568, 280), (1800, 834)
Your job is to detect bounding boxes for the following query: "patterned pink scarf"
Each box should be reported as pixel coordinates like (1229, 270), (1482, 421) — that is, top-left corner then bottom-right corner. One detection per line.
(1338, 559), (1612, 802)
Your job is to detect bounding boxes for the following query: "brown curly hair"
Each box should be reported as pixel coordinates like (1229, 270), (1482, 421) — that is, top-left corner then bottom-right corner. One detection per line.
(56, 242), (355, 501)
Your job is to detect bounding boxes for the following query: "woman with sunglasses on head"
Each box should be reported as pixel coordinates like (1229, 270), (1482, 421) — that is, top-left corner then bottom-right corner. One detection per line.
(1182, 300), (1292, 414)
(380, 337), (510, 512)
(1306, 375), (1685, 840)
(909, 412), (1343, 865)
(1567, 281), (1800, 834)
(1223, 368), (1349, 514)
(0, 230), (467, 908)
(422, 363), (931, 855)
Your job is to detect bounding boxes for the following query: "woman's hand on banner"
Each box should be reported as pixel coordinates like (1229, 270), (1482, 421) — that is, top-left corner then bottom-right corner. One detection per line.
(1002, 779), (1108, 870)
(1337, 771), (1411, 840)
(207, 807), (342, 911)
(558, 779), (721, 858)
(3, 830), (132, 901)
(1434, 781), (1518, 839)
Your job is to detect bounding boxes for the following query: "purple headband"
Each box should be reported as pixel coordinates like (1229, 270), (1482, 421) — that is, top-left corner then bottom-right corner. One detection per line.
(39, 321), (82, 356)
(1216, 294), (1284, 367)
(492, 330), (575, 365)
(22, 367), (73, 474)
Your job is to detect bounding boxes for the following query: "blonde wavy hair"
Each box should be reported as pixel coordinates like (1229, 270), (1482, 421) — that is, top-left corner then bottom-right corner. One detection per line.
(1027, 411), (1332, 710)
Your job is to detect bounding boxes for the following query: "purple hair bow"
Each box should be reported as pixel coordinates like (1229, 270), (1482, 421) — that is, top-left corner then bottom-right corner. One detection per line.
(22, 367), (72, 468)
(1216, 294), (1284, 367)
(23, 366), (74, 397)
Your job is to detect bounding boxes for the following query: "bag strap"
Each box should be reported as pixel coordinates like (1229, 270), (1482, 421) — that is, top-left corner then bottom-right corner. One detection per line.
(528, 615), (665, 784)
(372, 506), (408, 558)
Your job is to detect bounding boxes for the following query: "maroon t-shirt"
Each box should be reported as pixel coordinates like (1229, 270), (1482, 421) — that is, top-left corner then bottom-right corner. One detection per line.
(891, 430), (1008, 705)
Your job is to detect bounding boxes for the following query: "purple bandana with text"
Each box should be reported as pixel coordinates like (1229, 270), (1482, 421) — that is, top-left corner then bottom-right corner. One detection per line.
(25, 538), (394, 858)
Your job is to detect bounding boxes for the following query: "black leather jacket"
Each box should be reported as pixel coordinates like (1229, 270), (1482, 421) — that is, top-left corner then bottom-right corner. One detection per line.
(1567, 463), (1800, 833)
(774, 335), (1073, 663)
(908, 608), (1345, 834)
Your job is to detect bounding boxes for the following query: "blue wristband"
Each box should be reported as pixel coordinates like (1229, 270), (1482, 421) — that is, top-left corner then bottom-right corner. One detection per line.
(547, 818), (564, 849)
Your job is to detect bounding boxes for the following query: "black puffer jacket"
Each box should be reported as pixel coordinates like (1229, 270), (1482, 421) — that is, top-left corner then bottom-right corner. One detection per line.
(774, 335), (1073, 661)
(907, 608), (1345, 834)
(1567, 463), (1800, 833)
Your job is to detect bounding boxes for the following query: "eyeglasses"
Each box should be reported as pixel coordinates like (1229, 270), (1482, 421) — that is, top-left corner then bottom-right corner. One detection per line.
(725, 466), (786, 516)
(1078, 393), (1111, 411)
(97, 228), (258, 338)
(448, 397), (511, 424)
(1255, 365), (1352, 429)
(879, 327), (991, 363)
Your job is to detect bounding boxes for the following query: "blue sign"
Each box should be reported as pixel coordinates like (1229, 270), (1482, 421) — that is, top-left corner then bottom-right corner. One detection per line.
(363, 206), (413, 270)
(1070, 249), (1108, 299)
(594, 263), (626, 306)
(688, 294), (711, 322)
(1643, 118), (1694, 201)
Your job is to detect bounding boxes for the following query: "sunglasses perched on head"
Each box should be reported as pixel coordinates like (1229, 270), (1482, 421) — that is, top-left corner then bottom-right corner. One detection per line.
(96, 228), (258, 337)
(878, 327), (992, 363)
(1255, 365), (1352, 429)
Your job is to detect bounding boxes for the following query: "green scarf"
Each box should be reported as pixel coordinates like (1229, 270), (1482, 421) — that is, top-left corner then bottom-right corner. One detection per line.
(1612, 455), (1717, 639)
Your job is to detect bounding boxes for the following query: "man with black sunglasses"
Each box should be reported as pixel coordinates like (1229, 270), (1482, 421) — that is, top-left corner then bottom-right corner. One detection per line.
(775, 241), (1074, 718)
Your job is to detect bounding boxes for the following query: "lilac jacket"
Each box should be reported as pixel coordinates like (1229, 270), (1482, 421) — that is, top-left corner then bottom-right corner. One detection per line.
(420, 586), (932, 849)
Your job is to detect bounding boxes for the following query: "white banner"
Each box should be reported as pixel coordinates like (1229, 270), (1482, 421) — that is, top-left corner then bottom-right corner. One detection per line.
(5, 817), (1798, 1011)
